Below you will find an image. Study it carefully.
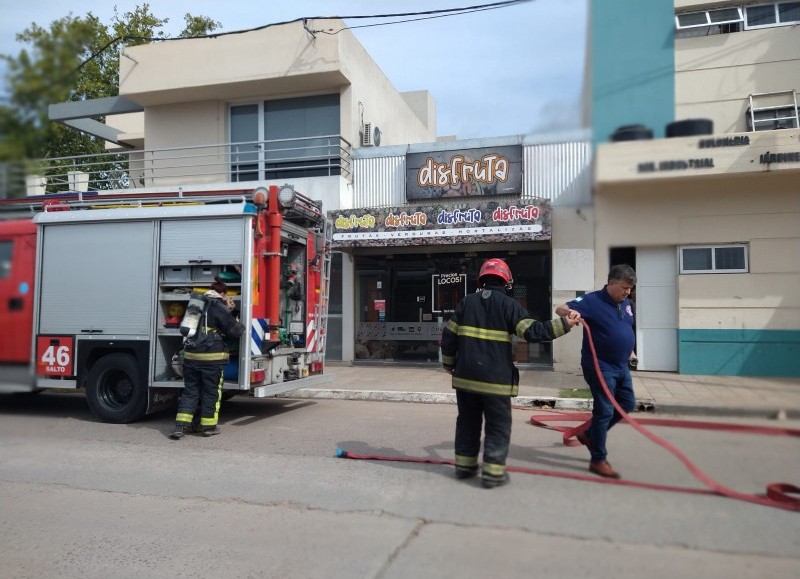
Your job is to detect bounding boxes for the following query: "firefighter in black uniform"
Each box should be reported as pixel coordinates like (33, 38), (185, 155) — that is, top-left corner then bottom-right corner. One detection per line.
(441, 258), (581, 487)
(170, 278), (244, 439)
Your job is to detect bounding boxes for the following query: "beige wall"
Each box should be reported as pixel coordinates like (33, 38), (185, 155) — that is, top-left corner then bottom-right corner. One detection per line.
(676, 26), (800, 133)
(596, 129), (800, 182)
(141, 102), (228, 186)
(551, 205), (595, 371)
(593, 172), (800, 331)
(119, 21), (345, 105)
(337, 30), (435, 146)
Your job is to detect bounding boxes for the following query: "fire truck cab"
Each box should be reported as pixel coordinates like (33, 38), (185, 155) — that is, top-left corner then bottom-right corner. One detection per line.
(0, 219), (36, 365)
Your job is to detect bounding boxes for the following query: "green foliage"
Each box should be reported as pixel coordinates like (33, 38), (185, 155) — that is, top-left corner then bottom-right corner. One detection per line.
(0, 14), (97, 161)
(558, 388), (592, 399)
(0, 3), (222, 175)
(181, 14), (223, 38)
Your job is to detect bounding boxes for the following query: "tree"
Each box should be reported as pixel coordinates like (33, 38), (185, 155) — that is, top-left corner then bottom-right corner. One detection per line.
(0, 4), (220, 196)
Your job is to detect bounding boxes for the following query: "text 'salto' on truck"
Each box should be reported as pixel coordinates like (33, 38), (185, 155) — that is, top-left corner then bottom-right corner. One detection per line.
(2, 185), (332, 423)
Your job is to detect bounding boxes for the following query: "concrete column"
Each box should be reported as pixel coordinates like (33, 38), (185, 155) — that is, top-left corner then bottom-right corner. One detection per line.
(341, 252), (355, 363)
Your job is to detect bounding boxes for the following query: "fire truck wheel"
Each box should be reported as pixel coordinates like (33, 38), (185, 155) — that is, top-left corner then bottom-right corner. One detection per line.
(86, 353), (147, 423)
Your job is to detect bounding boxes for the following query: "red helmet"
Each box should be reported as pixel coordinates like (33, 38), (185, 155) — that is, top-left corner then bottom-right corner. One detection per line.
(478, 258), (513, 285)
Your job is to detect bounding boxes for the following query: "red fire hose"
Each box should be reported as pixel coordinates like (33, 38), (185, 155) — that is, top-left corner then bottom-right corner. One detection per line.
(337, 322), (800, 511)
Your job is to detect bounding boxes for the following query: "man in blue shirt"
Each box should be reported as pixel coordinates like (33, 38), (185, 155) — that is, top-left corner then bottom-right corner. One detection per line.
(555, 264), (637, 479)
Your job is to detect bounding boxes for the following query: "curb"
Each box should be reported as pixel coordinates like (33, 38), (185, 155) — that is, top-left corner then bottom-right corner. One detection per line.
(287, 389), (456, 405)
(283, 389), (799, 420)
(649, 403), (799, 420)
(286, 388), (594, 410)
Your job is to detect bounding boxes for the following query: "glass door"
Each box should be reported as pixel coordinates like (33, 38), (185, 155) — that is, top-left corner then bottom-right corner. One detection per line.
(388, 266), (438, 362)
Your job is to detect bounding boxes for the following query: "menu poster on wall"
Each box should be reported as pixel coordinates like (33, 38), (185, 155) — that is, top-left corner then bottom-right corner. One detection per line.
(330, 199), (551, 248)
(406, 145), (523, 200)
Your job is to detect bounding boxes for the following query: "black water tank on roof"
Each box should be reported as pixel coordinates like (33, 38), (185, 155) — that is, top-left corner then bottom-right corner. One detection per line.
(610, 125), (654, 142)
(666, 118), (713, 137)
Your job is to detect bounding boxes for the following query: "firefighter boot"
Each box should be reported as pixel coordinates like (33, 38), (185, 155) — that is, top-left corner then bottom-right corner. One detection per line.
(481, 472), (510, 489)
(481, 462), (510, 489)
(202, 425), (221, 437)
(169, 424), (185, 440)
(455, 465), (479, 479)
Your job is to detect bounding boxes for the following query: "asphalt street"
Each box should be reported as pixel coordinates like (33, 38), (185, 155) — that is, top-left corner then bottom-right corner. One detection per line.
(0, 392), (798, 579)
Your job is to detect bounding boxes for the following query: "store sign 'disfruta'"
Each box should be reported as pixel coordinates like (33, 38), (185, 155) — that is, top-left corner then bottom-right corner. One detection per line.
(406, 145), (522, 200)
(329, 199), (551, 248)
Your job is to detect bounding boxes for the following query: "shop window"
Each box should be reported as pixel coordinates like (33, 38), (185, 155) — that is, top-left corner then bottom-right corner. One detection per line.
(352, 251), (553, 366)
(680, 245), (748, 274)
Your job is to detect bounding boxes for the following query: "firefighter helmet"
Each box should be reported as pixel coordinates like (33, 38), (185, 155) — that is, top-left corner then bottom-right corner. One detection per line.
(167, 302), (186, 318)
(478, 258), (513, 286)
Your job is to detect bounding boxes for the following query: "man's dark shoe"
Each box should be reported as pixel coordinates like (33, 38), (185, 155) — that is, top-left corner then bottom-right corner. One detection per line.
(202, 425), (221, 437)
(589, 460), (620, 479)
(169, 425), (185, 440)
(455, 465), (479, 479)
(576, 430), (592, 451)
(481, 472), (510, 489)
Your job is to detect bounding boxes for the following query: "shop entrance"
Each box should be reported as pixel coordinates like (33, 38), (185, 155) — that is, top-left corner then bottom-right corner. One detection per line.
(354, 249), (552, 366)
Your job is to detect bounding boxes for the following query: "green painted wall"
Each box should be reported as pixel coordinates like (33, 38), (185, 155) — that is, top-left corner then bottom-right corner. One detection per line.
(679, 329), (800, 377)
(590, 0), (675, 146)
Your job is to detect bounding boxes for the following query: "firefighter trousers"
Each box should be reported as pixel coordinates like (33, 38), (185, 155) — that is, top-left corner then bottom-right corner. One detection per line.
(454, 390), (512, 472)
(176, 359), (225, 427)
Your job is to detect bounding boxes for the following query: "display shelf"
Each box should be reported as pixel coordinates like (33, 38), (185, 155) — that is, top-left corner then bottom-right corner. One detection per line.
(160, 292), (241, 301)
(157, 327), (182, 336)
(160, 281), (241, 287)
(154, 262), (242, 385)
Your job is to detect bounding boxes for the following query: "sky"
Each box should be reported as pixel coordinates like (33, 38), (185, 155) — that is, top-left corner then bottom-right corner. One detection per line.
(0, 0), (588, 140)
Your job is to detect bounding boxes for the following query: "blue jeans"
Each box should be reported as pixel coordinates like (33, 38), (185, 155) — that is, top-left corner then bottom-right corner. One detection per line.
(582, 364), (636, 463)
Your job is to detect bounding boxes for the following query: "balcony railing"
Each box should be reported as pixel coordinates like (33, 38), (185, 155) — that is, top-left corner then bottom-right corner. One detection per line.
(1, 134), (352, 198)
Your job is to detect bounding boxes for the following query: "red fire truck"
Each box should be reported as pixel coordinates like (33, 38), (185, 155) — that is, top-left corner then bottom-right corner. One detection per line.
(0, 185), (331, 422)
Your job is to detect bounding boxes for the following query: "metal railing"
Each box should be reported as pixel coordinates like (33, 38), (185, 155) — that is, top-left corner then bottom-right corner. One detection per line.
(3, 134), (352, 198)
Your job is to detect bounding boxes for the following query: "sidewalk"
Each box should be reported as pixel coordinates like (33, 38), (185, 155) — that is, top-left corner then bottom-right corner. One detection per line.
(287, 363), (800, 419)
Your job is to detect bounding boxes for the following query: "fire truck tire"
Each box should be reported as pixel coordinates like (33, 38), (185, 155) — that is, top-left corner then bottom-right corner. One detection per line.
(86, 353), (147, 423)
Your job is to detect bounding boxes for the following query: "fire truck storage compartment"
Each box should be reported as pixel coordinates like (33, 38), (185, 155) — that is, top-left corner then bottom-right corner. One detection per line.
(37, 221), (155, 335)
(154, 215), (249, 389)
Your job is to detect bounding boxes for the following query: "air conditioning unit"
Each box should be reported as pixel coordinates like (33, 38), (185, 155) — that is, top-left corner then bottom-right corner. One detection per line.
(361, 122), (374, 146)
(361, 123), (382, 147)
